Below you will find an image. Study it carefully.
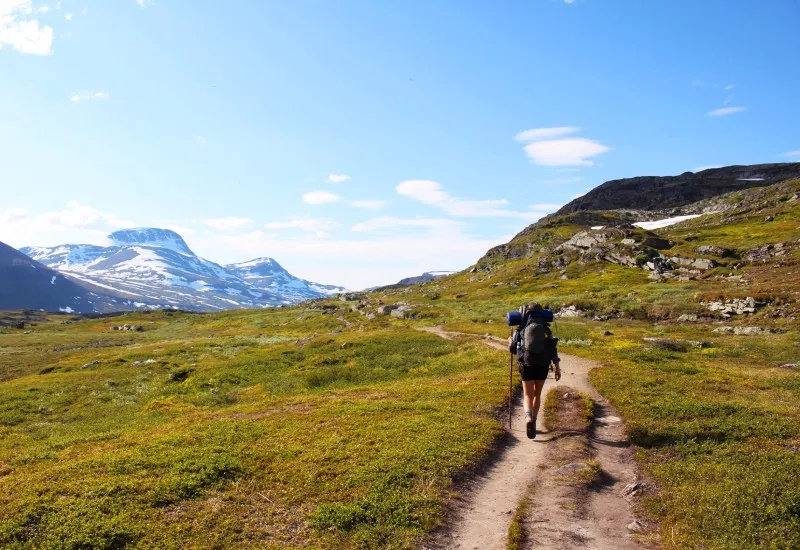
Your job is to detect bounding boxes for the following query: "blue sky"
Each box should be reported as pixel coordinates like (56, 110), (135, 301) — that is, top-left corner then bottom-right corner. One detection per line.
(1, 0), (799, 289)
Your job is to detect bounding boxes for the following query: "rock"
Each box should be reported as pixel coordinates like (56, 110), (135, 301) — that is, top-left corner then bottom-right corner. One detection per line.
(603, 330), (614, 336)
(556, 305), (585, 318)
(778, 363), (797, 369)
(469, 266), (478, 273)
(376, 305), (398, 315)
(641, 236), (673, 249)
(605, 252), (638, 267)
(14, 321), (25, 329)
(702, 297), (761, 317)
(714, 326), (775, 335)
(692, 258), (716, 270)
(765, 215), (774, 222)
(622, 481), (644, 499)
(696, 245), (729, 257)
(390, 306), (414, 319)
(365, 313), (376, 320)
(23, 330), (33, 334)
(80, 360), (100, 370)
(340, 342), (352, 349)
(677, 314), (698, 322)
(621, 238), (636, 246)
(112, 324), (144, 332)
(627, 520), (648, 533)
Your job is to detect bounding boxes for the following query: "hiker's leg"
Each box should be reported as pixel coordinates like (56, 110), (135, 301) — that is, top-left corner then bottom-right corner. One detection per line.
(522, 380), (536, 414)
(530, 379), (546, 418)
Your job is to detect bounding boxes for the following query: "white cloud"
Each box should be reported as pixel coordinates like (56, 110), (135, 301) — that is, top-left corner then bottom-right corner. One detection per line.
(516, 127), (610, 167)
(302, 191), (341, 205)
(136, 0), (149, 7)
(564, 0), (576, 3)
(693, 165), (722, 172)
(264, 217), (340, 233)
(514, 127), (580, 142)
(326, 173), (350, 184)
(724, 84), (735, 90)
(778, 150), (800, 160)
(0, 202), (135, 248)
(707, 106), (746, 117)
(350, 200), (387, 210)
(521, 138), (610, 167)
(396, 180), (545, 220)
(71, 91), (110, 103)
(64, 12), (72, 20)
(203, 217), (254, 232)
(0, 0), (55, 56)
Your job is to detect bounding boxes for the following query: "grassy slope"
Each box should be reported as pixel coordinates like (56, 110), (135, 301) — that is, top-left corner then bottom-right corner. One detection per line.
(1, 181), (798, 549)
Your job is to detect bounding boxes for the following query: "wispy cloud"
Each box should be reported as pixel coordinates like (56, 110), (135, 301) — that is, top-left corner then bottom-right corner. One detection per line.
(193, 135), (207, 144)
(203, 217), (254, 231)
(64, 12), (72, 21)
(136, 0), (150, 7)
(302, 191), (341, 205)
(326, 173), (350, 184)
(537, 177), (583, 185)
(514, 127), (580, 142)
(516, 127), (610, 167)
(724, 84), (735, 90)
(779, 150), (800, 160)
(71, 91), (110, 103)
(707, 106), (746, 117)
(350, 200), (387, 210)
(0, 1), (55, 56)
(396, 180), (545, 220)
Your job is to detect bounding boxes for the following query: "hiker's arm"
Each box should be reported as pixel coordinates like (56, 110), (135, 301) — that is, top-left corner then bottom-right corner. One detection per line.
(553, 352), (561, 381)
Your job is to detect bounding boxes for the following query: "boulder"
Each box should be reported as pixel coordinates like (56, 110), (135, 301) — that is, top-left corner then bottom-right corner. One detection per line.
(692, 258), (716, 270)
(696, 245), (729, 257)
(641, 237), (673, 249)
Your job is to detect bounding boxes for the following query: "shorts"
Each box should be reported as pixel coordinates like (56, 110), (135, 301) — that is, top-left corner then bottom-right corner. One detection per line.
(519, 362), (550, 382)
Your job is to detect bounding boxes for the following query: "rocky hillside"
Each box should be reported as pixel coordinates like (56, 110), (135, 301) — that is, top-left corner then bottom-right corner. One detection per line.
(555, 162), (800, 215)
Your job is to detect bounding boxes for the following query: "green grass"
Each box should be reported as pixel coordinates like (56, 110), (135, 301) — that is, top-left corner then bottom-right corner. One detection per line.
(506, 497), (529, 550)
(0, 314), (510, 549)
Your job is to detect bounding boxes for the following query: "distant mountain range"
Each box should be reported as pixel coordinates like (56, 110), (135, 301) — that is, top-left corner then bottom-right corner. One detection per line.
(3, 227), (346, 313)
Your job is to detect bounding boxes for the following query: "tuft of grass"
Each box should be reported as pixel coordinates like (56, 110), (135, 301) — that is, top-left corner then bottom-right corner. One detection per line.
(506, 497), (530, 550)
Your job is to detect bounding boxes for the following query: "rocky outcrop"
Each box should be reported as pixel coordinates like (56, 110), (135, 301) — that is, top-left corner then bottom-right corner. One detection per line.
(553, 163), (800, 215)
(702, 297), (763, 317)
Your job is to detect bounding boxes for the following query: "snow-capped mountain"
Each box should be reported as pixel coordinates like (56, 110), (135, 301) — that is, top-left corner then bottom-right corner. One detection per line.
(21, 228), (345, 312)
(225, 257), (347, 302)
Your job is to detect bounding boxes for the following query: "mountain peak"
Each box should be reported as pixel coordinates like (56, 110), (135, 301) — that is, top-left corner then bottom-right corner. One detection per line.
(108, 228), (194, 256)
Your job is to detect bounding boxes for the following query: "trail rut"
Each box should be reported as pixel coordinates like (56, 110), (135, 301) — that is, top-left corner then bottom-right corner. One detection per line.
(420, 327), (646, 550)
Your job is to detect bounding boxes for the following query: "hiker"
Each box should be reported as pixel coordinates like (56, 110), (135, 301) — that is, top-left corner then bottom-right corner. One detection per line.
(509, 303), (561, 439)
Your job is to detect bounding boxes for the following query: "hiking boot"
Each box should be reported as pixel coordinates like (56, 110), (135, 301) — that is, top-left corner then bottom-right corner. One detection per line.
(526, 415), (536, 439)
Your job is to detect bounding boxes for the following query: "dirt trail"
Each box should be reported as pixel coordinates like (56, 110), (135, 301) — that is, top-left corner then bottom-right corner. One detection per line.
(420, 327), (643, 550)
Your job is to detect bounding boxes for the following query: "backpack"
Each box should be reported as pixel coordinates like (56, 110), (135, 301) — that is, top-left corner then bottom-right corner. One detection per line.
(516, 319), (557, 366)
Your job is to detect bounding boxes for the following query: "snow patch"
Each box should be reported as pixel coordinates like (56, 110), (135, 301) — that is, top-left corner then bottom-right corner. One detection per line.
(737, 178), (765, 181)
(634, 215), (703, 230)
(51, 276), (57, 285)
(591, 225), (606, 230)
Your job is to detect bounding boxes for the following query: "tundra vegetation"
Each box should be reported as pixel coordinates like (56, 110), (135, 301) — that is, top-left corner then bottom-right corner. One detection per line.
(1, 180), (798, 548)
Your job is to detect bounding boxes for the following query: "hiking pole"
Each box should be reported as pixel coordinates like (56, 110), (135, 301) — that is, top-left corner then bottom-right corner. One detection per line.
(508, 351), (513, 432)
